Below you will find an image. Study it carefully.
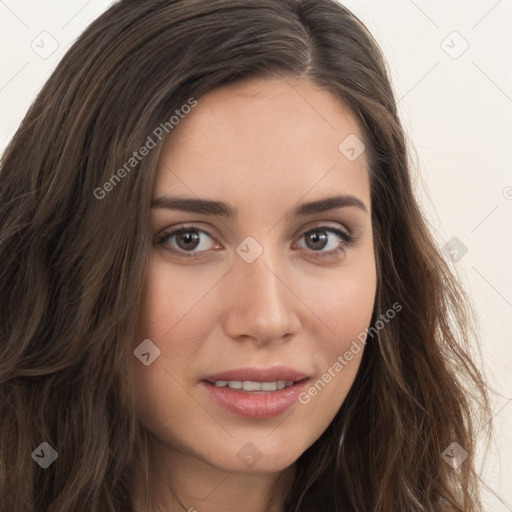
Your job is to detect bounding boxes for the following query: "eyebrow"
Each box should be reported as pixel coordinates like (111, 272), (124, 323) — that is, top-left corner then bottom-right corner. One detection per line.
(151, 194), (368, 217)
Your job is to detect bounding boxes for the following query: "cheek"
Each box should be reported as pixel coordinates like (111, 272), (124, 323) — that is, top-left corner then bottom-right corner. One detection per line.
(304, 250), (377, 345)
(132, 258), (221, 435)
(134, 256), (218, 350)
(133, 363), (194, 442)
(295, 255), (376, 417)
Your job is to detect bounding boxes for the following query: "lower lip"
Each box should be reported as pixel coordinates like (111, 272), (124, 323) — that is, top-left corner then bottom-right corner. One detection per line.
(200, 380), (310, 419)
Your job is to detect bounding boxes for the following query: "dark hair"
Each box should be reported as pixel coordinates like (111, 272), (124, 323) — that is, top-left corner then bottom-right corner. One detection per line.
(0, 1), (491, 510)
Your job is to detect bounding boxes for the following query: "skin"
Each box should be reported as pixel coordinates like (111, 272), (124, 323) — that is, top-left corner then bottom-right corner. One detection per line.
(131, 75), (377, 512)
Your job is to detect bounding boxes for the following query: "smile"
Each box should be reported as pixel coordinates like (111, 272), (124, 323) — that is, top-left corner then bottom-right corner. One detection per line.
(208, 380), (295, 391)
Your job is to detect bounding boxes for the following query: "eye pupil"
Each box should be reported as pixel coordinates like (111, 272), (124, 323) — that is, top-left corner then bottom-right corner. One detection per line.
(177, 231), (200, 250)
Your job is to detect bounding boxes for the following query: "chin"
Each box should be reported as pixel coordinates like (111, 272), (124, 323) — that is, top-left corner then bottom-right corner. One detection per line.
(195, 428), (313, 474)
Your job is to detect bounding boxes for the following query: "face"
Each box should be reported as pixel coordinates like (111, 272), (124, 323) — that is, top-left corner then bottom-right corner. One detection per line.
(133, 76), (377, 475)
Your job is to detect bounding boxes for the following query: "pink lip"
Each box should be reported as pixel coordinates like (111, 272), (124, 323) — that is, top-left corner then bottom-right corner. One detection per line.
(202, 365), (308, 383)
(200, 365), (310, 419)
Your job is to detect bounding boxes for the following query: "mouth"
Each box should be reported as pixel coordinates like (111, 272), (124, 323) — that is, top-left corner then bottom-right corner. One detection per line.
(204, 377), (305, 392)
(200, 366), (310, 419)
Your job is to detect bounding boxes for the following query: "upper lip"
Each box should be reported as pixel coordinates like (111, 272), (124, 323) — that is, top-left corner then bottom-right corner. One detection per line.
(203, 365), (309, 383)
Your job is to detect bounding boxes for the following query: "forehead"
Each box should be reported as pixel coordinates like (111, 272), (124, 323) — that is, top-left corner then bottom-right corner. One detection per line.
(154, 77), (370, 209)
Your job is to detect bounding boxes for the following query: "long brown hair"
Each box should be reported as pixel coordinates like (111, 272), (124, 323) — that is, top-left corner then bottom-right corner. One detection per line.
(0, 1), (491, 510)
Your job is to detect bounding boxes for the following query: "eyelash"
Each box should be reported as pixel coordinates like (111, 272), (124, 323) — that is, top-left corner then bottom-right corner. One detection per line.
(155, 224), (357, 260)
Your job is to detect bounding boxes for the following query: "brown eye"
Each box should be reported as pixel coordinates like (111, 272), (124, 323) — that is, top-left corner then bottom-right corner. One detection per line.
(155, 224), (356, 260)
(174, 230), (201, 251)
(296, 226), (356, 257)
(304, 230), (329, 250)
(156, 226), (218, 258)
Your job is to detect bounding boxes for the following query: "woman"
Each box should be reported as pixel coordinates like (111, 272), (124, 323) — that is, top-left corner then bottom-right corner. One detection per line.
(0, 1), (491, 511)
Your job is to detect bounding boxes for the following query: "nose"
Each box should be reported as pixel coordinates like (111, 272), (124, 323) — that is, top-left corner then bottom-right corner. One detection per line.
(221, 244), (301, 346)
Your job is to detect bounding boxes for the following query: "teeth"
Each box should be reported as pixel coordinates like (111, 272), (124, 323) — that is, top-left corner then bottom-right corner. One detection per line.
(212, 380), (295, 391)
(261, 381), (276, 391)
(243, 381), (261, 391)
